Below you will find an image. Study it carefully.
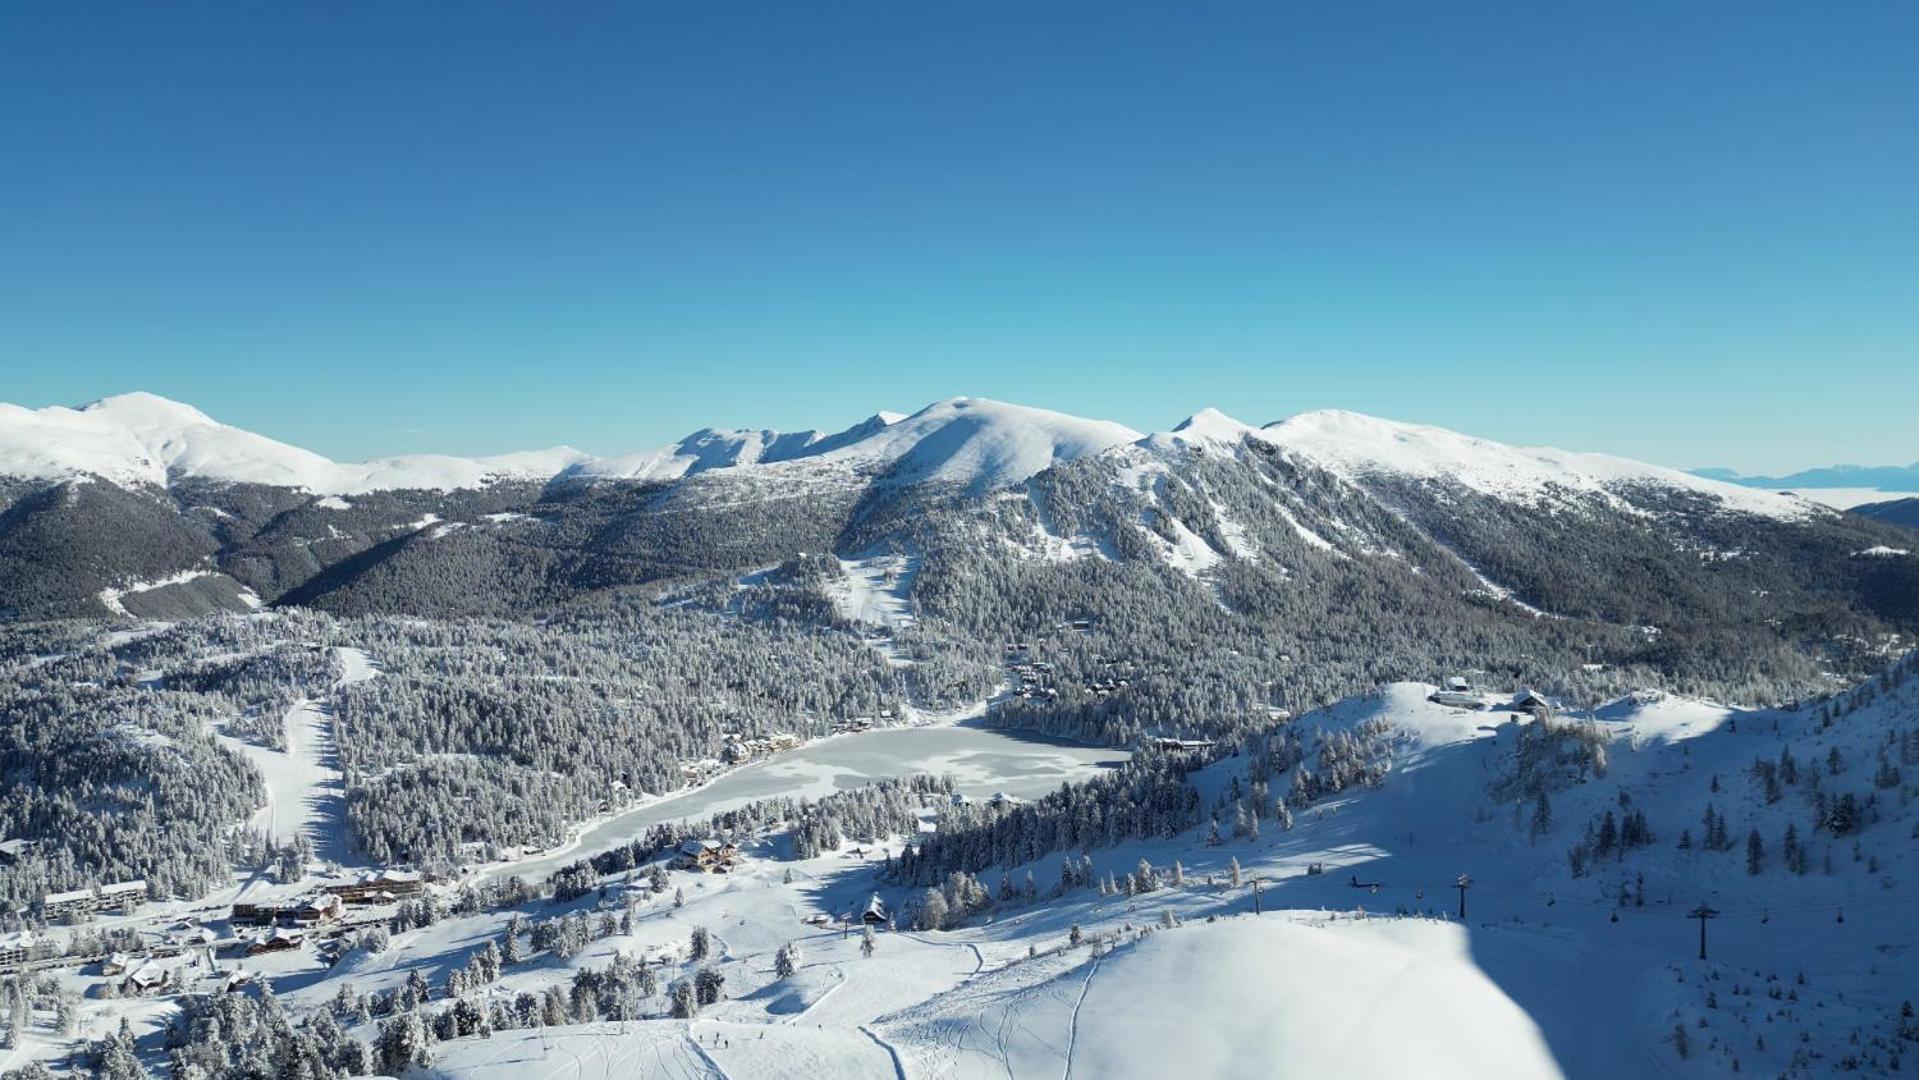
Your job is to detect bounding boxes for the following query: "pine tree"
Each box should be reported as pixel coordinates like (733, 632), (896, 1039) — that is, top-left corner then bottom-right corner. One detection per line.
(1229, 857), (1242, 888)
(670, 980), (697, 1019)
(774, 942), (799, 979)
(1530, 790), (1552, 841)
(861, 926), (876, 959)
(1746, 829), (1765, 875)
(689, 926), (710, 962)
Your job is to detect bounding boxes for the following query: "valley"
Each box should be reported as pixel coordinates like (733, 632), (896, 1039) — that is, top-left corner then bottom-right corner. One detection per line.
(0, 393), (1914, 1079)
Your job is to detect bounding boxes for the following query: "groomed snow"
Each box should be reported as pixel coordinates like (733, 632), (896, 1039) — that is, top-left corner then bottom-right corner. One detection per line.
(892, 916), (1560, 1080)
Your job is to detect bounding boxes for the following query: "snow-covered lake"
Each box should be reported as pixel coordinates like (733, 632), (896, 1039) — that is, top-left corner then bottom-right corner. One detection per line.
(494, 721), (1130, 883)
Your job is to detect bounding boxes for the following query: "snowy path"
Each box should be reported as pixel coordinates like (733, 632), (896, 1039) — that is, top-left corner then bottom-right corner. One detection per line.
(221, 646), (377, 869)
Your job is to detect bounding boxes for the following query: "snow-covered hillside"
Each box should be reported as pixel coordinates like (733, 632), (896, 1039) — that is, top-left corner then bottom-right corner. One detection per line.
(0, 393), (588, 495)
(1259, 408), (1816, 520)
(0, 392), (1836, 523)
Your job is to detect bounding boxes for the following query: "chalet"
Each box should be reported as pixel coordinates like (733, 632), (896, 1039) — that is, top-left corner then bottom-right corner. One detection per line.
(322, 870), (424, 905)
(1429, 678), (1483, 709)
(0, 930), (33, 969)
(1151, 737), (1215, 755)
(164, 926), (221, 950)
(120, 963), (168, 996)
(0, 838), (41, 865)
(101, 952), (136, 976)
(675, 839), (740, 873)
(197, 968), (252, 994)
(1512, 689), (1556, 720)
(860, 894), (889, 927)
(243, 927), (306, 956)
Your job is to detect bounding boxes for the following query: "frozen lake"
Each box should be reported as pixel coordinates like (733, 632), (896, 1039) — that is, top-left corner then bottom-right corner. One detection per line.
(491, 720), (1129, 882)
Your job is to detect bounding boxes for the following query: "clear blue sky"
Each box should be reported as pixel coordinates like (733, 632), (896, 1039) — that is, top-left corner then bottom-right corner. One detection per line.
(2, 3), (1914, 472)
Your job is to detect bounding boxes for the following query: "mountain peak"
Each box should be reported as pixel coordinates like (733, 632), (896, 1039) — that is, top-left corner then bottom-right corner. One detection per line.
(80, 390), (219, 425)
(1136, 407), (1266, 455)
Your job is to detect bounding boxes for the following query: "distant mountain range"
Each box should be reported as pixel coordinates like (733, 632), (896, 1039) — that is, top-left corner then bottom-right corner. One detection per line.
(1693, 462), (1919, 493)
(0, 391), (1912, 713)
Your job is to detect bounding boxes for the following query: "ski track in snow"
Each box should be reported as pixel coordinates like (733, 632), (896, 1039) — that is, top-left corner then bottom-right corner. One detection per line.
(221, 646), (378, 870)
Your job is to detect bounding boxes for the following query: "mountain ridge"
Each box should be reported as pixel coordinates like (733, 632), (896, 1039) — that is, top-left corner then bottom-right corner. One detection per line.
(0, 392), (1818, 521)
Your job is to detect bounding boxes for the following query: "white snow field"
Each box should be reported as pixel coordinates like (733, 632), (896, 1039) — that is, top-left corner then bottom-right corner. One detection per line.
(885, 916), (1558, 1080)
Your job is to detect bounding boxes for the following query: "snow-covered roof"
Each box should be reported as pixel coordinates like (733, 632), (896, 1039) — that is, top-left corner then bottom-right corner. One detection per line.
(43, 887), (92, 905)
(99, 879), (147, 896)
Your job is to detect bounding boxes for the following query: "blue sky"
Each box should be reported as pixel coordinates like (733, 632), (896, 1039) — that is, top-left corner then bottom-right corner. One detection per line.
(2, 2), (1914, 472)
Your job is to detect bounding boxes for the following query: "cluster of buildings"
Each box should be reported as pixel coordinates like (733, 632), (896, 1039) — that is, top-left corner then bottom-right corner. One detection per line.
(1008, 647), (1060, 701)
(718, 730), (803, 765)
(1427, 677), (1559, 720)
(828, 708), (893, 735)
(322, 870), (425, 905)
(229, 871), (424, 929)
(230, 892), (344, 929)
(40, 879), (147, 923)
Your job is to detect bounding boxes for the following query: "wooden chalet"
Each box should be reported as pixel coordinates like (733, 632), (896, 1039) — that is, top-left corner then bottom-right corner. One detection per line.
(675, 839), (740, 873)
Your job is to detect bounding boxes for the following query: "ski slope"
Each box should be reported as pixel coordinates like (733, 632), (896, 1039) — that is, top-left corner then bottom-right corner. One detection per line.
(216, 646), (377, 866)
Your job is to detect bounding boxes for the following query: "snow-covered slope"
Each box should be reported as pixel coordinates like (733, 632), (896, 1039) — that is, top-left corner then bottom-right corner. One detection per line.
(818, 397), (1143, 493)
(1136, 406), (1269, 455)
(0, 393), (1138, 498)
(0, 392), (1850, 520)
(0, 393), (588, 496)
(1260, 409), (1815, 520)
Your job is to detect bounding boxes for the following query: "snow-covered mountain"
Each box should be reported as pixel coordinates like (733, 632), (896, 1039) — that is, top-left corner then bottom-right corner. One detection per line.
(0, 391), (1818, 519)
(0, 393), (1140, 498)
(3, 390), (1910, 637)
(1257, 408), (1816, 520)
(560, 398), (1137, 494)
(0, 392), (590, 496)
